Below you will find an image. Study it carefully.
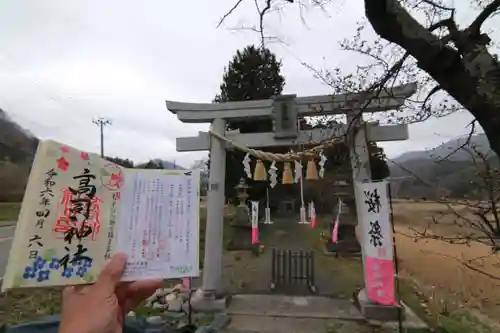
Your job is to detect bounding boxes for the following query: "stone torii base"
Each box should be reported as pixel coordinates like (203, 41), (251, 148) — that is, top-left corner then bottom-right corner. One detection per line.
(356, 289), (404, 321)
(190, 289), (228, 312)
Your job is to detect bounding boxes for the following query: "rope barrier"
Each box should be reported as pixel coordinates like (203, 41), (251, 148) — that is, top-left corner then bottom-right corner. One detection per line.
(208, 130), (345, 162)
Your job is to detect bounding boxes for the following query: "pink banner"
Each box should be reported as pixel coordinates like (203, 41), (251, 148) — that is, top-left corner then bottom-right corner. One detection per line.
(251, 227), (259, 244)
(331, 219), (339, 243)
(365, 256), (396, 305)
(182, 277), (191, 289)
(309, 202), (316, 228)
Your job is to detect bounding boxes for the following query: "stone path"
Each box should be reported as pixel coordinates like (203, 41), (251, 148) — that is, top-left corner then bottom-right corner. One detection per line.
(224, 315), (381, 333)
(227, 294), (364, 319)
(221, 218), (365, 296)
(221, 294), (428, 333)
(222, 294), (388, 333)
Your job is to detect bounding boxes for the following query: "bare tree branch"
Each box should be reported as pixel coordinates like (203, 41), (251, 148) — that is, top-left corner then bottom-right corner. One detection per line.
(227, 26), (289, 45)
(468, 0), (500, 34)
(419, 0), (455, 11)
(428, 16), (458, 39)
(258, 0), (273, 48)
(435, 120), (476, 162)
(420, 84), (442, 112)
(217, 0), (246, 28)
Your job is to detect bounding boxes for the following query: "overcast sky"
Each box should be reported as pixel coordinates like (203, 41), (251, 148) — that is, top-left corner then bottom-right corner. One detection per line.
(0, 0), (496, 168)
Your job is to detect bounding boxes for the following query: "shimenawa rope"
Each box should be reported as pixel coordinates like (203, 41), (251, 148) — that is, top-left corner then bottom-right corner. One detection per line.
(208, 130), (343, 162)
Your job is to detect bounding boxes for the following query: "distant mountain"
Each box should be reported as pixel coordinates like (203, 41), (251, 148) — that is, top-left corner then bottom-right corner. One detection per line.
(0, 109), (38, 201)
(152, 159), (185, 170)
(134, 159), (186, 170)
(0, 109), (38, 163)
(390, 134), (495, 199)
(393, 133), (491, 163)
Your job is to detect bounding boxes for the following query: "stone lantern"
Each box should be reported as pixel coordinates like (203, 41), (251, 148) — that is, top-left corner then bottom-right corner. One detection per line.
(235, 178), (250, 207)
(226, 178), (253, 251)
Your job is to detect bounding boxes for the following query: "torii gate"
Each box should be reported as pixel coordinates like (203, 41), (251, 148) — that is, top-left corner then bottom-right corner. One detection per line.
(166, 83), (417, 312)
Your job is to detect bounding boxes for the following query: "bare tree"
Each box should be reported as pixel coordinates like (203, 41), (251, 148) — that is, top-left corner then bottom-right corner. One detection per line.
(217, 0), (500, 158)
(412, 145), (500, 250)
(388, 141), (500, 279)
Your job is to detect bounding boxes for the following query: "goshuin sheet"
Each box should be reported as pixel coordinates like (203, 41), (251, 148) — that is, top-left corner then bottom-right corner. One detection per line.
(1, 139), (201, 291)
(116, 170), (200, 281)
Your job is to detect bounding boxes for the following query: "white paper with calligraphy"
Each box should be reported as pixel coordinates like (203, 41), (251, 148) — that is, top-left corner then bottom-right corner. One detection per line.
(355, 181), (396, 306)
(116, 169), (200, 281)
(2, 140), (201, 291)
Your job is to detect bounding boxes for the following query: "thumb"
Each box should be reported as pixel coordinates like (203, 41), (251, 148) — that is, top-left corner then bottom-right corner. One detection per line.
(96, 252), (127, 292)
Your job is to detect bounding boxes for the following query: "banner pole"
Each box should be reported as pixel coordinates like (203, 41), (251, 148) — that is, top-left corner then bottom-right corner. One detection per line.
(387, 182), (403, 333)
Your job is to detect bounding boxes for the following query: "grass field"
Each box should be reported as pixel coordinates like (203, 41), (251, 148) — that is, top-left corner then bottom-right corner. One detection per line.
(392, 200), (500, 331)
(0, 202), (20, 225)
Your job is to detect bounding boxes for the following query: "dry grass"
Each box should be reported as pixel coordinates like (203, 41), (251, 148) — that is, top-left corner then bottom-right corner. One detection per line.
(0, 288), (63, 325)
(392, 200), (500, 326)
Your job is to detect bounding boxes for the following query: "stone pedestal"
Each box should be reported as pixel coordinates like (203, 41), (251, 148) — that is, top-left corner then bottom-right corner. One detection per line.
(356, 289), (404, 321)
(226, 225), (253, 251)
(326, 238), (361, 254)
(226, 205), (253, 251)
(325, 214), (360, 254)
(189, 288), (228, 312)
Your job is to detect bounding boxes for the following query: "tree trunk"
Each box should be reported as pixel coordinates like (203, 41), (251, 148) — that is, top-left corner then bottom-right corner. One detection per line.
(364, 0), (500, 158)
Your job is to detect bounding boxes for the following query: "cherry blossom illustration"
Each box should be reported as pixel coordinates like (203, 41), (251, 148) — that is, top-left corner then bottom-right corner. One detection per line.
(56, 157), (70, 171)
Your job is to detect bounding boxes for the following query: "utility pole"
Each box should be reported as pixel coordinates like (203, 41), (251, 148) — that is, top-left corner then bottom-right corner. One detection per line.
(92, 117), (112, 157)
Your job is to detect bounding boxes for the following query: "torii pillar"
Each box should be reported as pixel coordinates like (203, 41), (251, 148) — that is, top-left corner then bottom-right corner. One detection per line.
(166, 83), (416, 312)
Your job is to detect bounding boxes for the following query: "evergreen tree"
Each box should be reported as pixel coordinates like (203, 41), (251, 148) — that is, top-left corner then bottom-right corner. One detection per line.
(104, 156), (134, 168)
(368, 142), (389, 180)
(212, 45), (285, 202)
(142, 160), (164, 169)
(215, 45), (285, 133)
(215, 45), (285, 103)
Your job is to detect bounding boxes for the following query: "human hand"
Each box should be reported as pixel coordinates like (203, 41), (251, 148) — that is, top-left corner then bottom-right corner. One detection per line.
(59, 253), (163, 333)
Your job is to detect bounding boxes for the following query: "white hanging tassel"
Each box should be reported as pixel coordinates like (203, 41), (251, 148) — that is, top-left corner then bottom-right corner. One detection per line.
(294, 160), (302, 183)
(268, 161), (278, 188)
(243, 153), (252, 179)
(319, 151), (327, 178)
(263, 187), (273, 224)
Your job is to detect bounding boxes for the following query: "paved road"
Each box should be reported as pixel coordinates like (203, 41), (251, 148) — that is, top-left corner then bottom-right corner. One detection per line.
(0, 225), (16, 284)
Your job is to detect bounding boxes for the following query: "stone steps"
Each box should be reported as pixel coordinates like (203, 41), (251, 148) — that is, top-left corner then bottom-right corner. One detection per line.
(221, 294), (368, 332)
(226, 295), (363, 320)
(221, 294), (429, 333)
(222, 314), (369, 333)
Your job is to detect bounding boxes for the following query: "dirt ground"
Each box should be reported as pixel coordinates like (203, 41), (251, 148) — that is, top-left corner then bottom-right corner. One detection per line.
(218, 200), (500, 328)
(392, 200), (500, 322)
(221, 218), (364, 298)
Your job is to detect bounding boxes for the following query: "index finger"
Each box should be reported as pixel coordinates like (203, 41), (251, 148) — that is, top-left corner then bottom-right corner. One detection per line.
(95, 252), (128, 293)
